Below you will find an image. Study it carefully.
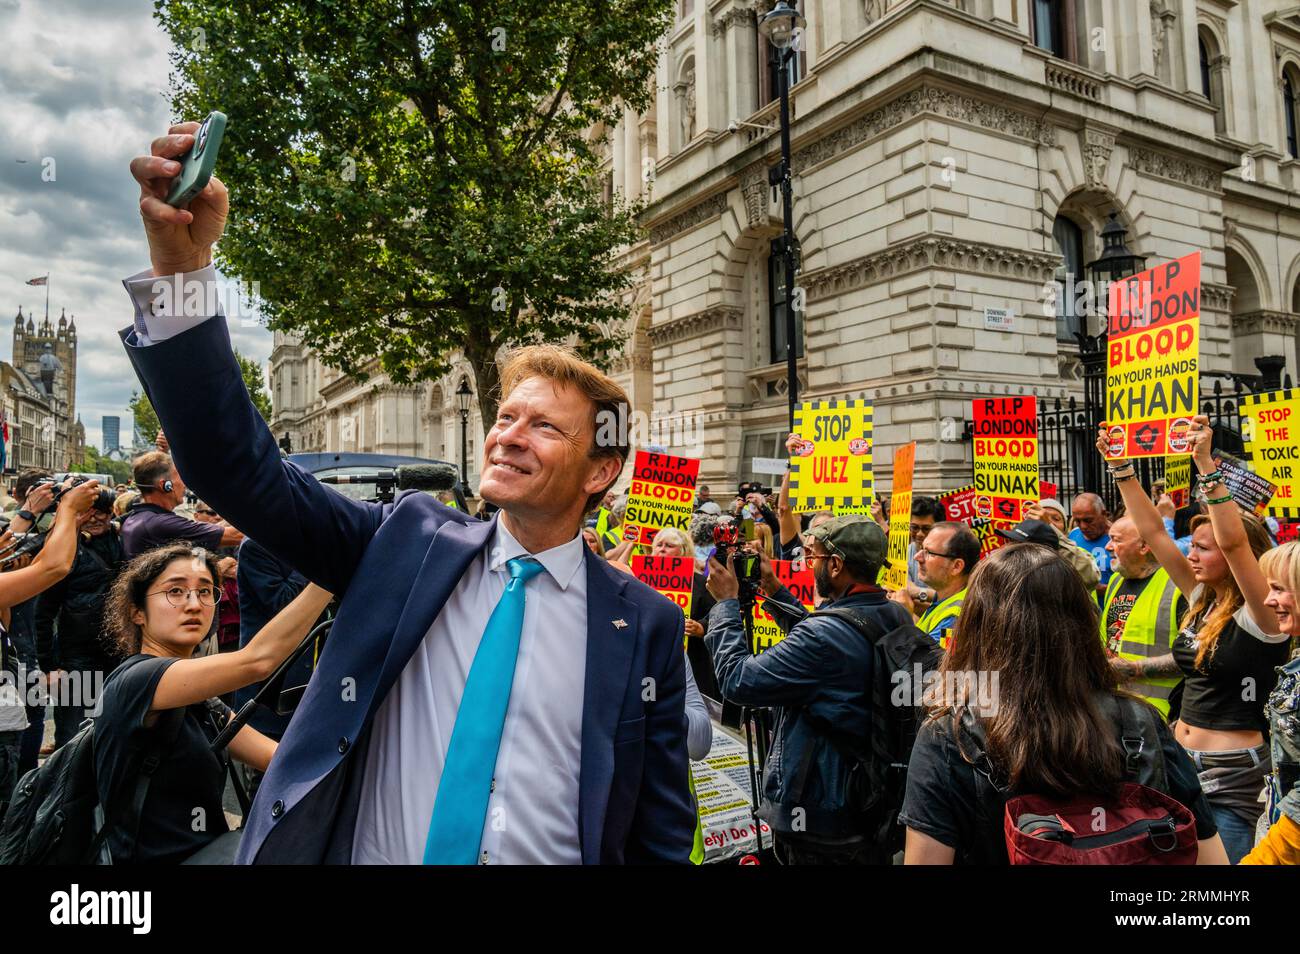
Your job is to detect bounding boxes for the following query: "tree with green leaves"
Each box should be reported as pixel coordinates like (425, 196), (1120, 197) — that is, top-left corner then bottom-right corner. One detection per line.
(157, 0), (671, 434)
(234, 348), (272, 422)
(70, 446), (134, 485)
(128, 390), (161, 449)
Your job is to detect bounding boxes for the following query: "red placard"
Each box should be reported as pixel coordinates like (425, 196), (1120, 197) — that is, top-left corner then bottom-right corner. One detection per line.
(623, 451), (701, 546)
(752, 560), (815, 654)
(630, 554), (694, 617)
(972, 397), (1039, 523)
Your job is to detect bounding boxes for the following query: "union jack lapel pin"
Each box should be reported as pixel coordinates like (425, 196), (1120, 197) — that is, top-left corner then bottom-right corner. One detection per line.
(611, 618), (628, 630)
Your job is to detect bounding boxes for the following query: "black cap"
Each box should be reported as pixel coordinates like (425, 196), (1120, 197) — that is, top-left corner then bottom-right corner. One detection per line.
(994, 518), (1059, 549)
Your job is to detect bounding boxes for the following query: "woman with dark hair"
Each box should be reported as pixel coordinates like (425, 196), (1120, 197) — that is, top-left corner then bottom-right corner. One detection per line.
(94, 542), (331, 863)
(900, 543), (1226, 864)
(1099, 416), (1288, 862)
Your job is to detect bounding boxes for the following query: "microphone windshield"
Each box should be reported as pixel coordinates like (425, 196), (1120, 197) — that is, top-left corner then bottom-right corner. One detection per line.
(395, 462), (460, 492)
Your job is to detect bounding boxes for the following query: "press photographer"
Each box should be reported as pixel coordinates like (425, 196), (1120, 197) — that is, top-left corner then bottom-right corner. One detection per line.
(0, 478), (102, 819)
(35, 484), (124, 752)
(703, 516), (915, 864)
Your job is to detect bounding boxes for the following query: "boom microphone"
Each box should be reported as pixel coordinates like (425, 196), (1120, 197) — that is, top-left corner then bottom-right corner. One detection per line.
(319, 462), (460, 493)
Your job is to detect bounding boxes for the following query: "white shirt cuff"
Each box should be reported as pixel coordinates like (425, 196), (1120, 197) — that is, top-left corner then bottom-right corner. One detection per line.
(122, 265), (218, 345)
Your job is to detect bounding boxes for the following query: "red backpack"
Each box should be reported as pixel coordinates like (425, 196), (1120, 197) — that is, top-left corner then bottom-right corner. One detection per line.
(961, 695), (1198, 865)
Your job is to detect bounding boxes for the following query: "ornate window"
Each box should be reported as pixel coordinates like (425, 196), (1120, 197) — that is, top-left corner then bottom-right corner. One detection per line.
(1052, 215), (1085, 342)
(1031, 0), (1075, 62)
(1284, 68), (1299, 159)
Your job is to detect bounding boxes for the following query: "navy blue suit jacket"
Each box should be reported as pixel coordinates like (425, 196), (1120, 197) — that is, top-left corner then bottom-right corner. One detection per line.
(120, 315), (695, 864)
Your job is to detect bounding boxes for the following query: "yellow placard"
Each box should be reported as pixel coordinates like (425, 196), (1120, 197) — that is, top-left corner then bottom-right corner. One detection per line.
(972, 397), (1039, 523)
(751, 560), (816, 654)
(880, 442), (916, 592)
(1164, 456), (1191, 509)
(1103, 252), (1201, 459)
(1241, 388), (1300, 518)
(788, 399), (873, 513)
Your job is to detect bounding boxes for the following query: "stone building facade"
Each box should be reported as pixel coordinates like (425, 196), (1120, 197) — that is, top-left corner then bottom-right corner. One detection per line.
(272, 0), (1300, 498)
(632, 0), (1300, 492)
(4, 305), (82, 472)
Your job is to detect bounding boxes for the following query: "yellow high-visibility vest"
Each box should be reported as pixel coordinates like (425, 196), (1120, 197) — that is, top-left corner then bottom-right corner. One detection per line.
(919, 587), (967, 652)
(1100, 568), (1182, 717)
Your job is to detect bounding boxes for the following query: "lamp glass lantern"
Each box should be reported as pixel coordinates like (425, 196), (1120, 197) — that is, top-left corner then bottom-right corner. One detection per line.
(758, 1), (805, 51)
(455, 378), (472, 418)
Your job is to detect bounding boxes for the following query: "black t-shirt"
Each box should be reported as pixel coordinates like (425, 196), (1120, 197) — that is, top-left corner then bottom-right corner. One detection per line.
(94, 654), (232, 864)
(1172, 597), (1291, 734)
(1104, 575), (1187, 656)
(899, 707), (1218, 865)
(120, 503), (225, 561)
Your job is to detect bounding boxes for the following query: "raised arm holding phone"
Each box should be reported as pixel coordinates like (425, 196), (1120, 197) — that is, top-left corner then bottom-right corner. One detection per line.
(122, 121), (695, 865)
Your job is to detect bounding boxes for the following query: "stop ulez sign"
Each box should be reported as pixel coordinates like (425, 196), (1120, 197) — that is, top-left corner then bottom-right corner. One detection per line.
(1104, 251), (1201, 459)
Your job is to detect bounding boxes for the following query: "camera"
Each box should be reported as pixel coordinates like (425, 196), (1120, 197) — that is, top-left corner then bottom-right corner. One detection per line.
(39, 475), (116, 514)
(712, 520), (762, 601)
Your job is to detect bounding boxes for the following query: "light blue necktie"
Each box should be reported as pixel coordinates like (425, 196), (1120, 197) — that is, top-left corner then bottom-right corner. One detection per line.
(423, 556), (545, 864)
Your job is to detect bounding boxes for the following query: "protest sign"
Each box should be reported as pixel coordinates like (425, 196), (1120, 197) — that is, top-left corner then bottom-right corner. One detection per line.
(881, 442), (916, 591)
(971, 519), (1011, 559)
(630, 554), (694, 618)
(751, 457), (787, 476)
(1104, 252), (1201, 459)
(1241, 388), (1300, 518)
(1039, 480), (1058, 501)
(1164, 456), (1192, 509)
(751, 560), (815, 654)
(788, 399), (873, 512)
(691, 725), (772, 864)
(623, 451), (699, 545)
(939, 485), (979, 524)
(972, 397), (1038, 523)
(1277, 522), (1300, 544)
(1201, 451), (1275, 517)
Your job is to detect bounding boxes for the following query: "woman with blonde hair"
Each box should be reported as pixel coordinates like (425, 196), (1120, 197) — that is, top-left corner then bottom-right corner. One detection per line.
(1098, 416), (1288, 862)
(1241, 541), (1300, 863)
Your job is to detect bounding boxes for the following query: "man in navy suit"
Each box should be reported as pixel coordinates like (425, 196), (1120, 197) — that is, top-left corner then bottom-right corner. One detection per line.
(122, 121), (695, 864)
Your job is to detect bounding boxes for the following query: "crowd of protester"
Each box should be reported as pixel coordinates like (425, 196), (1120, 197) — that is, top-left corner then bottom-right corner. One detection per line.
(2, 408), (1298, 867)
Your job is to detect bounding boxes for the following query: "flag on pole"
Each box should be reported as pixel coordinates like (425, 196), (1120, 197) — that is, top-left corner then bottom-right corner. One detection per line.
(25, 276), (48, 286)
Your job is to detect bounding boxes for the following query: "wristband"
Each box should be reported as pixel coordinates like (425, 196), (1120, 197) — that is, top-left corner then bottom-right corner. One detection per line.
(1206, 493), (1234, 505)
(1196, 470), (1223, 487)
(1112, 472), (1137, 483)
(14, 509), (33, 522)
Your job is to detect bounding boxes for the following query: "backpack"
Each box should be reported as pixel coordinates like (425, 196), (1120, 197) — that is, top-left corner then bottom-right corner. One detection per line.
(0, 709), (182, 866)
(961, 694), (1198, 865)
(804, 607), (944, 853)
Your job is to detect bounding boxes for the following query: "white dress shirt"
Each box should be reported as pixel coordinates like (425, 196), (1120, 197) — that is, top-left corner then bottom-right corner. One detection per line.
(122, 267), (591, 864)
(351, 519), (588, 864)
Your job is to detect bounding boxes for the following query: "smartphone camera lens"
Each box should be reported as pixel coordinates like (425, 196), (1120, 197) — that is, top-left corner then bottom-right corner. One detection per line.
(194, 119), (210, 157)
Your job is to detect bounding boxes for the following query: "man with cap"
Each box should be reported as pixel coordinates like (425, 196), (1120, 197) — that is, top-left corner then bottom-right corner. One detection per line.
(703, 516), (912, 864)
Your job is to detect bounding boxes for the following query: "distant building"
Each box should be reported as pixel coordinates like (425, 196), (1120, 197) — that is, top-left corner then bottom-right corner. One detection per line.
(6, 305), (79, 471)
(102, 415), (120, 455)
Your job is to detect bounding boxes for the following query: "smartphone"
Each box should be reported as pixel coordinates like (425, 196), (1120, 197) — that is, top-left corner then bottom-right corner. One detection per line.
(166, 111), (227, 207)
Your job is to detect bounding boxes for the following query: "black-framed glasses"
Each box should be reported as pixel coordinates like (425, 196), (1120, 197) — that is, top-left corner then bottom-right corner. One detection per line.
(148, 585), (221, 607)
(919, 546), (957, 560)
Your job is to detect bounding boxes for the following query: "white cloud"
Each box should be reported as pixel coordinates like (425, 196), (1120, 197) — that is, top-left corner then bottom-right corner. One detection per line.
(0, 0), (273, 452)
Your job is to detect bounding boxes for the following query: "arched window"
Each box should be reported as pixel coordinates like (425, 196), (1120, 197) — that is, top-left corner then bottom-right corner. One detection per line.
(1031, 0), (1073, 61)
(1198, 27), (1226, 135)
(1198, 36), (1212, 100)
(1285, 69), (1299, 159)
(1052, 215), (1085, 341)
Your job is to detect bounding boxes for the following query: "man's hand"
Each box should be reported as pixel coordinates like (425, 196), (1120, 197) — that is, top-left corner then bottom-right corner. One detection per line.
(684, 618), (705, 638)
(1024, 501), (1046, 522)
(156, 430), (170, 453)
(131, 122), (229, 277)
(706, 551), (740, 602)
(56, 479), (100, 517)
(216, 556), (238, 581)
(25, 482), (55, 516)
(1156, 493), (1176, 519)
(869, 498), (887, 530)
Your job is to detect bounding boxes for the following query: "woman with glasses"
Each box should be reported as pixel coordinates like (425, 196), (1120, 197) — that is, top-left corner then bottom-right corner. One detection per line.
(93, 542), (331, 863)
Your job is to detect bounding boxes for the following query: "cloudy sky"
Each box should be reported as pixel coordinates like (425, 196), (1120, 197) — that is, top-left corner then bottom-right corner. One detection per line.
(0, 0), (272, 452)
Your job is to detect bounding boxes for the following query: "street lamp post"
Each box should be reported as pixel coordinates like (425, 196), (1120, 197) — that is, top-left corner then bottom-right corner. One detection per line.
(1081, 212), (1146, 501)
(759, 1), (806, 435)
(456, 377), (473, 493)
